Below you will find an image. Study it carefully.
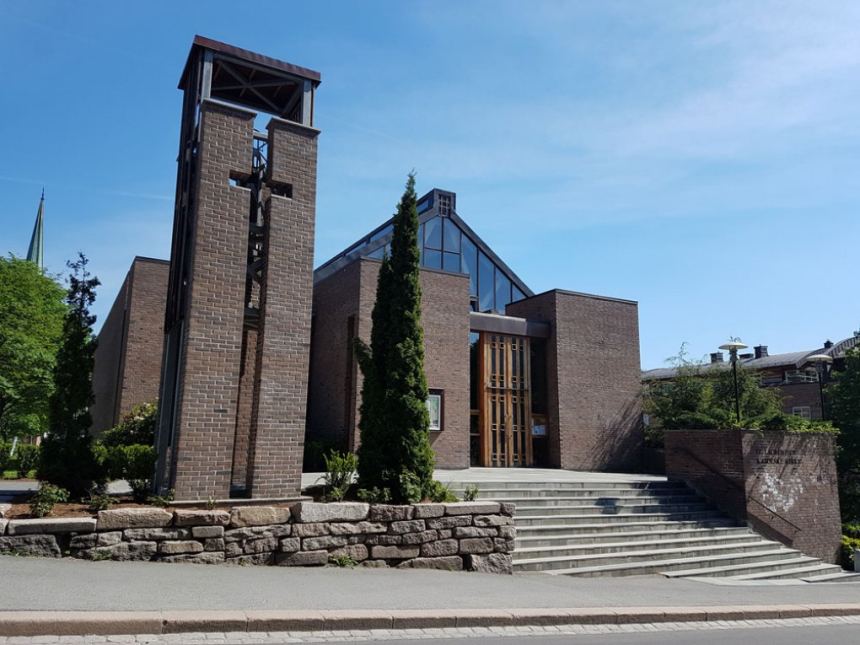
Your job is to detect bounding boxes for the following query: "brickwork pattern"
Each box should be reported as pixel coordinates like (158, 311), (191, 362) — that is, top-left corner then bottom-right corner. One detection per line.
(307, 262), (362, 447)
(171, 101), (256, 500)
(91, 258), (169, 436)
(121, 259), (170, 417)
(244, 119), (318, 498)
(507, 290), (642, 472)
(91, 277), (129, 435)
(665, 429), (842, 563)
(308, 260), (471, 469)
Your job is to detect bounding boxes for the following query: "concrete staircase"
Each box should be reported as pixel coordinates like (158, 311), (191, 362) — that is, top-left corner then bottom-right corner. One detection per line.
(451, 478), (857, 582)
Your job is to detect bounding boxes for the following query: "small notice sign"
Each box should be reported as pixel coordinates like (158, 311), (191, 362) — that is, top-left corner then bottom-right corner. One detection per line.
(532, 424), (547, 436)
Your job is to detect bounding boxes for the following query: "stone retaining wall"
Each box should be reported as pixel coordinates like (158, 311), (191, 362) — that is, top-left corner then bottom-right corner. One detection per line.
(0, 501), (515, 574)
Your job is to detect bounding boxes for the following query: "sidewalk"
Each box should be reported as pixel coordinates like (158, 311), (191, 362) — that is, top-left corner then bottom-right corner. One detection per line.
(1, 556), (859, 636)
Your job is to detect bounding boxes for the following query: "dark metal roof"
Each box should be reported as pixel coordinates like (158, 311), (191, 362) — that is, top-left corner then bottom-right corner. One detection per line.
(312, 188), (533, 298)
(642, 335), (860, 380)
(180, 36), (321, 89)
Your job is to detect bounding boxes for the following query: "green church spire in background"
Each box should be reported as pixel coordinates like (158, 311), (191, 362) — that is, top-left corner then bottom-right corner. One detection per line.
(27, 190), (44, 269)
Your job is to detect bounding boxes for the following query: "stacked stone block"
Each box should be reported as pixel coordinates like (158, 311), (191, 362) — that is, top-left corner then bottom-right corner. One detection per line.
(0, 502), (515, 574)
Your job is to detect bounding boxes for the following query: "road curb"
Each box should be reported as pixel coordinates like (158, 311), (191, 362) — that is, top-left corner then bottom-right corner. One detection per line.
(2, 604), (860, 637)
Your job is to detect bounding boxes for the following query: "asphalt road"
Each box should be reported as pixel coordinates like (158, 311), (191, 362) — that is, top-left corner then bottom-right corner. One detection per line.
(1, 556), (859, 612)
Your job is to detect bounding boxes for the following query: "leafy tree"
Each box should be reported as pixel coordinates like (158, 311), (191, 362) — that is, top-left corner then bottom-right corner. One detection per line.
(38, 253), (104, 498)
(0, 255), (66, 440)
(354, 174), (435, 503)
(644, 343), (785, 440)
(100, 400), (158, 447)
(829, 346), (860, 475)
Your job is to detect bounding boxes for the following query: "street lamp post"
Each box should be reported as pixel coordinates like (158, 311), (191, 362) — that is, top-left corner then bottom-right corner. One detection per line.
(807, 354), (833, 420)
(719, 342), (748, 423)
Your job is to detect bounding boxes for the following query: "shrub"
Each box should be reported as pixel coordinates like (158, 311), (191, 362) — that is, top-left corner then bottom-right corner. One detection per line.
(425, 480), (458, 503)
(29, 483), (69, 518)
(463, 484), (480, 501)
(0, 442), (12, 474)
(322, 450), (357, 502)
(13, 444), (40, 475)
(100, 400), (157, 448)
(86, 494), (114, 512)
(357, 487), (391, 504)
(150, 489), (174, 508)
(840, 535), (860, 570)
(98, 444), (156, 502)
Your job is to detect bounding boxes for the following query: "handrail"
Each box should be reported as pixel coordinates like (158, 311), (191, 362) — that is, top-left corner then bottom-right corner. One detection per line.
(674, 446), (801, 540)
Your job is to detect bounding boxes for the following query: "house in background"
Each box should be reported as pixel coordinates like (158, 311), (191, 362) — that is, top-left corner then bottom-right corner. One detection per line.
(90, 256), (169, 436)
(641, 334), (860, 421)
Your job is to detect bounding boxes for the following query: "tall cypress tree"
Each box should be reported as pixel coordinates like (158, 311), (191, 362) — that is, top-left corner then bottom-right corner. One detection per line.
(355, 173), (434, 503)
(39, 253), (104, 498)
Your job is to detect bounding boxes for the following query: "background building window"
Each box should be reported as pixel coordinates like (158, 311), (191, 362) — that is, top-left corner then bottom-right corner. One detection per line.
(427, 390), (443, 431)
(792, 406), (812, 419)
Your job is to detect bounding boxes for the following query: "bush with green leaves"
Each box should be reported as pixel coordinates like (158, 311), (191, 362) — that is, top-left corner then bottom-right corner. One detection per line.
(29, 483), (69, 518)
(99, 444), (156, 502)
(0, 442), (12, 474)
(840, 535), (860, 570)
(357, 487), (392, 504)
(86, 494), (114, 512)
(100, 400), (157, 448)
(425, 480), (458, 503)
(463, 484), (480, 501)
(322, 450), (357, 502)
(13, 444), (40, 475)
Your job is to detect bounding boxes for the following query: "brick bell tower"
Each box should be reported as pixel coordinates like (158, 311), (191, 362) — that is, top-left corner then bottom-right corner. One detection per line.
(154, 37), (321, 501)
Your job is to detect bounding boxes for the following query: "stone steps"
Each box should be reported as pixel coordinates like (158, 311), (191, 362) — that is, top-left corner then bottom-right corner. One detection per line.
(447, 477), (855, 582)
(514, 532), (764, 560)
(514, 540), (787, 573)
(515, 518), (740, 538)
(516, 526), (751, 548)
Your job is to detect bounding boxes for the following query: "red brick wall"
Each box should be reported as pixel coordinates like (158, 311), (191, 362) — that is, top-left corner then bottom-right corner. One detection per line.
(307, 259), (471, 469)
(307, 261), (363, 447)
(665, 429), (842, 563)
(778, 382), (824, 420)
(507, 290), (642, 472)
(171, 100), (256, 500)
(91, 276), (129, 436)
(244, 118), (318, 498)
(121, 259), (169, 417)
(664, 429), (747, 519)
(91, 257), (169, 437)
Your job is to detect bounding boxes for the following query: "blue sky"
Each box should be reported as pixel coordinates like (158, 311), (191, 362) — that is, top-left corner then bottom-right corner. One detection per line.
(2, 1), (858, 369)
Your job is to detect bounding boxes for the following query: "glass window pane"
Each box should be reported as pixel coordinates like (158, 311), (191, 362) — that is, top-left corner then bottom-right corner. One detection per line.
(478, 252), (494, 311)
(369, 224), (393, 243)
(512, 285), (525, 302)
(442, 219), (461, 253)
(461, 237), (478, 296)
(496, 272), (511, 311)
(367, 246), (384, 259)
(424, 249), (442, 270)
(424, 217), (442, 249)
(443, 251), (459, 272)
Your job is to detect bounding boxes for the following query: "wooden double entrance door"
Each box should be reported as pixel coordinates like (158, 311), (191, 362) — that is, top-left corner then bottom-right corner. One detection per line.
(479, 333), (533, 467)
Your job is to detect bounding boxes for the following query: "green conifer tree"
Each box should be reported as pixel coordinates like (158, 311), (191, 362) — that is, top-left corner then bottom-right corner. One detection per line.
(355, 174), (434, 503)
(39, 253), (104, 498)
